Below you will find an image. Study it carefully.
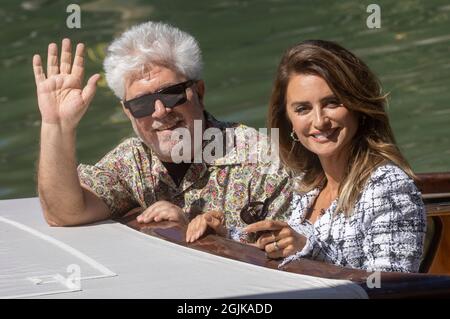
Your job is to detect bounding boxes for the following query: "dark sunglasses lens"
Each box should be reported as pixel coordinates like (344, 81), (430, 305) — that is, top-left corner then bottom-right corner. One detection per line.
(161, 83), (186, 95)
(124, 81), (192, 118)
(126, 96), (156, 118)
(159, 93), (187, 108)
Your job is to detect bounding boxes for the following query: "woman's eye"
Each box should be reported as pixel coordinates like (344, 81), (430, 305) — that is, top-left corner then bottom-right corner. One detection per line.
(295, 106), (309, 114)
(326, 101), (340, 108)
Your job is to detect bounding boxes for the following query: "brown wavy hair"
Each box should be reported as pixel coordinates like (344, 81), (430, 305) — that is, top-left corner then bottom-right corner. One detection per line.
(268, 40), (415, 216)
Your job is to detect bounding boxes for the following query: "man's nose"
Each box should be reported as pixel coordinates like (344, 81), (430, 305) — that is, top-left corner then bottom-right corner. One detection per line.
(313, 107), (331, 130)
(152, 100), (173, 119)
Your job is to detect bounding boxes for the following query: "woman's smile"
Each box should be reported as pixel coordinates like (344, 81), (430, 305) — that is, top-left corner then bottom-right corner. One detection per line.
(309, 127), (340, 143)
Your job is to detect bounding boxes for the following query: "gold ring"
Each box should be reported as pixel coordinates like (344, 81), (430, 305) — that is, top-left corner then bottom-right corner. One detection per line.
(273, 241), (280, 251)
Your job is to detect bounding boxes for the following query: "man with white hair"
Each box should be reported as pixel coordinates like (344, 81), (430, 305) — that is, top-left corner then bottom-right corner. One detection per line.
(33, 21), (292, 244)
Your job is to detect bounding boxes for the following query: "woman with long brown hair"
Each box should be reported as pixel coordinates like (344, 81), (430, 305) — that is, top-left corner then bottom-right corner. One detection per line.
(245, 40), (426, 272)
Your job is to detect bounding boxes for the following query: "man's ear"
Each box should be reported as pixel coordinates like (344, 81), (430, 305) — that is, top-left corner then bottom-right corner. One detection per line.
(195, 80), (205, 104)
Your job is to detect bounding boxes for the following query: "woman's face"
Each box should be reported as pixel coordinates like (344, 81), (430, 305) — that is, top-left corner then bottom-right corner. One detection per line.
(285, 73), (358, 161)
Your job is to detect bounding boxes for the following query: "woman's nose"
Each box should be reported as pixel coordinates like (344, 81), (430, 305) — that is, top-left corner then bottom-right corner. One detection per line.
(151, 100), (172, 119)
(313, 108), (331, 130)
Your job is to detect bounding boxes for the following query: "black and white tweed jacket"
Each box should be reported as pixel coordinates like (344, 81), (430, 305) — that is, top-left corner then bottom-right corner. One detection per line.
(282, 164), (426, 273)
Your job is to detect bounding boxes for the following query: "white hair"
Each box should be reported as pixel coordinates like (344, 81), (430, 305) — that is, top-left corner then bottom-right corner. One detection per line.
(104, 21), (203, 99)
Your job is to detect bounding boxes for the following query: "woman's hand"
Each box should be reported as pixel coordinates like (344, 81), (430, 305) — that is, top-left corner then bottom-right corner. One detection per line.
(244, 220), (306, 259)
(136, 201), (188, 224)
(33, 38), (100, 130)
(186, 211), (227, 243)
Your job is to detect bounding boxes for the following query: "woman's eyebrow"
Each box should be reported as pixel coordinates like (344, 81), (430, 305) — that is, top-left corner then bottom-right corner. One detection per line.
(320, 94), (338, 103)
(288, 94), (338, 109)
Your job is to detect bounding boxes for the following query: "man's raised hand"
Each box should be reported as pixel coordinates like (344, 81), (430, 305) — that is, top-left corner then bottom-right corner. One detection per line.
(33, 38), (100, 130)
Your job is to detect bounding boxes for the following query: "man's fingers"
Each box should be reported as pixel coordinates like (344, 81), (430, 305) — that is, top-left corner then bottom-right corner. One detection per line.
(186, 218), (206, 243)
(185, 219), (198, 242)
(188, 219), (202, 242)
(81, 74), (100, 106)
(72, 43), (85, 79)
(244, 220), (287, 233)
(47, 43), (59, 76)
(32, 54), (46, 85)
(138, 210), (156, 223)
(136, 201), (184, 224)
(154, 211), (170, 222)
(193, 219), (207, 241)
(60, 38), (72, 74)
(143, 200), (170, 214)
(138, 206), (166, 223)
(136, 206), (154, 223)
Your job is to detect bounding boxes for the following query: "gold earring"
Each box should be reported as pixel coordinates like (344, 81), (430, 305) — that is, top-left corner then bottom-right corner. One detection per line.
(290, 130), (300, 142)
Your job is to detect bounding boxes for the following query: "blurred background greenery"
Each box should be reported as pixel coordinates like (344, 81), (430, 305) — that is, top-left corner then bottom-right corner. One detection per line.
(0, 0), (449, 199)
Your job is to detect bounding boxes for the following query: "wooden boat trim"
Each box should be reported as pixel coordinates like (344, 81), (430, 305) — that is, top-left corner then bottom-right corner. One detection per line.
(425, 203), (450, 217)
(417, 172), (450, 194)
(422, 193), (450, 200)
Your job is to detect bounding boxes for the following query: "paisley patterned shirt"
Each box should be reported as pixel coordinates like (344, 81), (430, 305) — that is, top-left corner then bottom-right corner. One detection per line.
(77, 112), (292, 242)
(281, 164), (426, 273)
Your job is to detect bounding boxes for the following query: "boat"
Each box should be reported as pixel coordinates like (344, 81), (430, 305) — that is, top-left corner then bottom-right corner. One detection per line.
(117, 171), (450, 298)
(1, 172), (449, 299)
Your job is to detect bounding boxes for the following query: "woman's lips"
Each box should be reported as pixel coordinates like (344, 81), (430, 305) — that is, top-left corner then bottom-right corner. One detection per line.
(309, 128), (339, 143)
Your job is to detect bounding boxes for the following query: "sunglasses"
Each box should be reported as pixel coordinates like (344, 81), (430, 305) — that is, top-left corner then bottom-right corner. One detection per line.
(123, 80), (195, 118)
(240, 200), (270, 225)
(239, 178), (288, 241)
(240, 199), (271, 242)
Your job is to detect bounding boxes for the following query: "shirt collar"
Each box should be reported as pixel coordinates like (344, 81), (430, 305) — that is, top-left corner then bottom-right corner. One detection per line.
(141, 111), (267, 190)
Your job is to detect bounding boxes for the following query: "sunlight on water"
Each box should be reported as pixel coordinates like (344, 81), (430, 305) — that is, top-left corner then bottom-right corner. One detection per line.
(0, 0), (449, 199)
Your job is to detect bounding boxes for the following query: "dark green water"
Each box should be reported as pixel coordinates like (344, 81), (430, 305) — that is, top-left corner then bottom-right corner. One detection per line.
(1, 0), (449, 199)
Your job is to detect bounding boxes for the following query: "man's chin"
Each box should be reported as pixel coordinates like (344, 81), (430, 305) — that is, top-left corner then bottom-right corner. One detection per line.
(135, 129), (192, 162)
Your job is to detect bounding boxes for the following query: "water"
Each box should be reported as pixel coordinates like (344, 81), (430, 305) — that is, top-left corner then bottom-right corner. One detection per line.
(0, 0), (449, 199)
